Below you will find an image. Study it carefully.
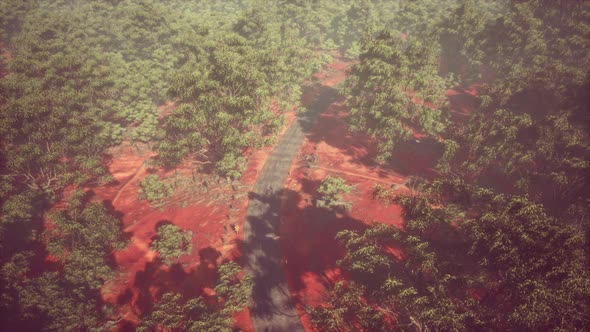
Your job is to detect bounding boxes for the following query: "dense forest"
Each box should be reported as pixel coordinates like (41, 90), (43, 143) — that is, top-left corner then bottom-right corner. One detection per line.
(0, 0), (588, 331)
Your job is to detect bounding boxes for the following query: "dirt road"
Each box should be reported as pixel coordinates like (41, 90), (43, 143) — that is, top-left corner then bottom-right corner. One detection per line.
(243, 86), (337, 332)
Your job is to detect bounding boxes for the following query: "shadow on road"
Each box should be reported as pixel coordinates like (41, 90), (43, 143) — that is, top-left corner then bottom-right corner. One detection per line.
(279, 185), (366, 295)
(242, 84), (340, 331)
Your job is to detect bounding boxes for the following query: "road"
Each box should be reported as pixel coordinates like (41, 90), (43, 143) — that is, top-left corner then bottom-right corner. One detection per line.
(243, 85), (337, 332)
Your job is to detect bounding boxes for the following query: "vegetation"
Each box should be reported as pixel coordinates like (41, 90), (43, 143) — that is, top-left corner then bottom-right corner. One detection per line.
(151, 224), (193, 265)
(311, 185), (590, 331)
(309, 1), (590, 331)
(1, 191), (126, 330)
(138, 261), (253, 332)
(309, 281), (384, 331)
(138, 174), (172, 206)
(341, 30), (448, 162)
(0, 0), (341, 328)
(0, 0), (589, 330)
(443, 0), (590, 219)
(317, 176), (353, 210)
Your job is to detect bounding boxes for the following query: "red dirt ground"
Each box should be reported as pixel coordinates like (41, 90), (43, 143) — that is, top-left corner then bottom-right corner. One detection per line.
(77, 140), (254, 330)
(446, 85), (480, 119)
(35, 56), (335, 332)
(280, 59), (410, 332)
(37, 50), (481, 331)
(279, 59), (482, 331)
(83, 83), (317, 330)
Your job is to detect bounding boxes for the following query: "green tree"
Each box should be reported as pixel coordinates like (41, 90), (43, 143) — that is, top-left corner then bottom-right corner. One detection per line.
(18, 272), (114, 332)
(442, 2), (590, 214)
(309, 281), (385, 332)
(330, 221), (476, 331)
(151, 223), (192, 265)
(45, 190), (128, 289)
(138, 174), (172, 206)
(481, 1), (590, 105)
(462, 195), (590, 330)
(159, 34), (275, 178)
(1, 190), (128, 330)
(438, 0), (487, 83)
(394, 0), (459, 37)
(0, 10), (122, 194)
(0, 189), (44, 256)
(341, 31), (447, 162)
(138, 261), (253, 332)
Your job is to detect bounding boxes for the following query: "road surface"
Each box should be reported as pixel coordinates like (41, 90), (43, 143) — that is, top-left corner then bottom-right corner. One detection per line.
(243, 86), (337, 332)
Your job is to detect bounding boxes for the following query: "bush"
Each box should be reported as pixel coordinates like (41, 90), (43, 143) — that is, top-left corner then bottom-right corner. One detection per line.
(317, 176), (353, 211)
(150, 224), (192, 265)
(323, 38), (338, 50)
(138, 175), (172, 206)
(345, 42), (361, 59)
(371, 183), (397, 203)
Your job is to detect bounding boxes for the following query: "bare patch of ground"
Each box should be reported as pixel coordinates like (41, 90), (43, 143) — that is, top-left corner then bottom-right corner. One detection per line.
(280, 66), (482, 331)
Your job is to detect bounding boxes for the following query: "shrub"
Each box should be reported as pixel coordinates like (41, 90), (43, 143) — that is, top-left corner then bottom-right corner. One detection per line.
(317, 176), (353, 211)
(150, 224), (192, 265)
(138, 175), (172, 206)
(371, 183), (397, 203)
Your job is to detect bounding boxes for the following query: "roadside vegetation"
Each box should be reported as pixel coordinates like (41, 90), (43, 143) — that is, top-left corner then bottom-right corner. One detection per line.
(0, 0), (588, 331)
(317, 176), (353, 211)
(138, 175), (173, 207)
(137, 261), (253, 332)
(308, 1), (590, 331)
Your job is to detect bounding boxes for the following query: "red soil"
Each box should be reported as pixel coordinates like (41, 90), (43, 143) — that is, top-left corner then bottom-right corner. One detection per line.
(38, 59), (340, 331)
(311, 60), (355, 88)
(61, 138), (254, 330)
(280, 59), (410, 332)
(280, 58), (483, 331)
(36, 50), (482, 331)
(69, 78), (324, 328)
(0, 44), (10, 78)
(85, 85), (310, 330)
(156, 101), (176, 119)
(446, 85), (480, 119)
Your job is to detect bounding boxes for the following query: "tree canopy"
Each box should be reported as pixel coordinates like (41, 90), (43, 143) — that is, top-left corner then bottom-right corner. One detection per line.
(150, 223), (193, 265)
(138, 261), (253, 332)
(342, 30), (448, 162)
(1, 0), (589, 330)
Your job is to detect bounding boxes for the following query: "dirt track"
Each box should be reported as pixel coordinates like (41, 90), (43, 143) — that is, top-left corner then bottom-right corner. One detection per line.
(243, 86), (337, 332)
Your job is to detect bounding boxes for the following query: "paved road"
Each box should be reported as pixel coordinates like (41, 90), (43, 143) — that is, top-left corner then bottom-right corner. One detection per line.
(243, 86), (337, 332)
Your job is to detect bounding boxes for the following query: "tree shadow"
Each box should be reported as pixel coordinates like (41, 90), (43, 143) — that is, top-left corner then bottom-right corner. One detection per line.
(507, 87), (559, 120)
(153, 219), (173, 231)
(199, 246), (221, 264)
(242, 190), (289, 320)
(447, 88), (479, 118)
(298, 82), (443, 180)
(101, 198), (134, 244)
(297, 85), (339, 133)
(241, 176), (367, 330)
(116, 245), (224, 324)
(300, 86), (379, 168)
(282, 189), (366, 293)
(387, 137), (443, 179)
